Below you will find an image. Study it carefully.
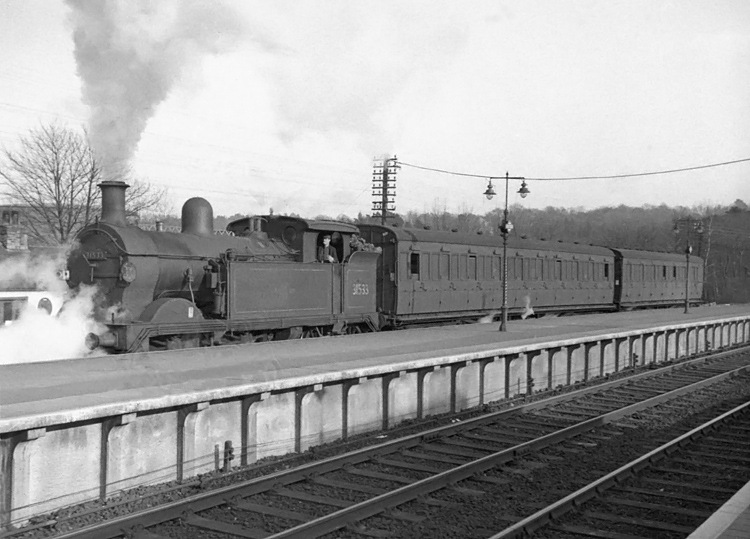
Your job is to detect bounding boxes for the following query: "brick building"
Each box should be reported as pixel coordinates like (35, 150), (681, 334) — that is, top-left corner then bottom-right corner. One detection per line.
(0, 206), (29, 251)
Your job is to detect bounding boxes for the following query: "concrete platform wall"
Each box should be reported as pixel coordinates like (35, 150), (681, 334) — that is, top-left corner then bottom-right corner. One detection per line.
(2, 316), (750, 528)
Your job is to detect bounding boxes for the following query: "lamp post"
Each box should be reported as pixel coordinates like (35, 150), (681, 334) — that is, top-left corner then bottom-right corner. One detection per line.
(673, 218), (704, 314)
(484, 172), (530, 331)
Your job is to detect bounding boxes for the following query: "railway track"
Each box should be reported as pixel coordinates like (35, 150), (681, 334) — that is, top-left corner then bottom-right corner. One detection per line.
(496, 396), (750, 538)
(8, 345), (750, 539)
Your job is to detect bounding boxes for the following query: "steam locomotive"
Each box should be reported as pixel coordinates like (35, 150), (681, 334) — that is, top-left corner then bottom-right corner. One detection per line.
(67, 182), (703, 353)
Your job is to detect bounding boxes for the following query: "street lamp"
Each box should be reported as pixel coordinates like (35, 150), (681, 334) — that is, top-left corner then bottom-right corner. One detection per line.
(484, 172), (529, 331)
(673, 218), (704, 314)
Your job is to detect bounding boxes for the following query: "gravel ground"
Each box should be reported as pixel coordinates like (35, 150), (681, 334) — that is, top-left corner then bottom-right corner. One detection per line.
(340, 375), (750, 539)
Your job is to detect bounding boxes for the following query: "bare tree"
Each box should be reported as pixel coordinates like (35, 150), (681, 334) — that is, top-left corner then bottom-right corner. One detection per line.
(0, 123), (167, 244)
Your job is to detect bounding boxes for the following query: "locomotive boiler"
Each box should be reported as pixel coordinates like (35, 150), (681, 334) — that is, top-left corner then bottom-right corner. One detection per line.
(68, 181), (380, 353)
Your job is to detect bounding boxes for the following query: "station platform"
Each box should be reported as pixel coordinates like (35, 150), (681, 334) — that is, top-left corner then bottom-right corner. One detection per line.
(1, 303), (749, 527)
(689, 480), (750, 539)
(2, 303), (749, 430)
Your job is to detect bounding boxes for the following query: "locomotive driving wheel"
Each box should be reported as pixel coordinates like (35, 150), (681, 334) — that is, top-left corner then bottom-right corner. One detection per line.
(343, 324), (363, 335)
(302, 327), (325, 338)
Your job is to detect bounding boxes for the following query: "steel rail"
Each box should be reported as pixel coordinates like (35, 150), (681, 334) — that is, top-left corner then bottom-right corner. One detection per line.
(487, 399), (750, 539)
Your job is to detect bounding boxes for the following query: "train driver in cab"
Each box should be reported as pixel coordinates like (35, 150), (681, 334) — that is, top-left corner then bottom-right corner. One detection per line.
(317, 234), (339, 263)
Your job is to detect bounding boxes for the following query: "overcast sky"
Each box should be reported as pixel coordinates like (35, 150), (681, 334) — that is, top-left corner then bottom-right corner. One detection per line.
(1, 0), (748, 219)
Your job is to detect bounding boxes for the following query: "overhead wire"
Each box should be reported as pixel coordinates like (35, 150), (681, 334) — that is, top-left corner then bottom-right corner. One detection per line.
(397, 158), (750, 181)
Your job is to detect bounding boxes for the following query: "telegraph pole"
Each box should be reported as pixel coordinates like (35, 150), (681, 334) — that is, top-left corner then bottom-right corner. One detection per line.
(372, 155), (399, 225)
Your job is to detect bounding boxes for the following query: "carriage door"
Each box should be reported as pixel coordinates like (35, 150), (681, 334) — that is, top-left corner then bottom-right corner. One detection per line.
(613, 254), (624, 308)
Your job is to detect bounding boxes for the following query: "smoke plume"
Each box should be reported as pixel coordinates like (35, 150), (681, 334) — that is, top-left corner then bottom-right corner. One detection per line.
(65, 0), (244, 168)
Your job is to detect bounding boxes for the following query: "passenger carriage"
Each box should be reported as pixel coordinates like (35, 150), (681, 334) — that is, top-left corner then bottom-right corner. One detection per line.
(358, 225), (618, 328)
(612, 248), (703, 309)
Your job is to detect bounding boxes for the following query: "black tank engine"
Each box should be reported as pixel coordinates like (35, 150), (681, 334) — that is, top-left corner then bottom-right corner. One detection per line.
(68, 181), (379, 352)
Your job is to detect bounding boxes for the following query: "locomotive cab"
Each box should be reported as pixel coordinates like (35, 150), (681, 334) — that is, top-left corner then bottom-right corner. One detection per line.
(227, 215), (361, 263)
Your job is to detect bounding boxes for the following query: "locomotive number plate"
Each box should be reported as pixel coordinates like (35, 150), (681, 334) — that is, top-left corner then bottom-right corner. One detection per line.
(84, 251), (108, 261)
(352, 283), (370, 295)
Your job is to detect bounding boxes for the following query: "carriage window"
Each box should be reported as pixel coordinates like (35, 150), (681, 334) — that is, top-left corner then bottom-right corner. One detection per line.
(1, 211), (9, 224)
(469, 255), (478, 280)
(662, 266), (667, 280)
(555, 260), (562, 280)
(2, 302), (12, 323)
(493, 257), (501, 279)
(430, 254), (438, 281)
(450, 255), (459, 280)
(673, 266), (677, 279)
(604, 263), (610, 280)
(460, 254), (468, 280)
(409, 253), (420, 279)
(37, 298), (53, 314)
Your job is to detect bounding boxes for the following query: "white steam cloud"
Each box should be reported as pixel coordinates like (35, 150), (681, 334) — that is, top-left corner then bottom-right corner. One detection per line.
(65, 0), (245, 167)
(0, 251), (68, 292)
(0, 285), (104, 365)
(0, 251), (103, 364)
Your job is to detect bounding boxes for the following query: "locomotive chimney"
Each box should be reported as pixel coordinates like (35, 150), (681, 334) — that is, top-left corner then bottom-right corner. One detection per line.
(99, 181), (130, 227)
(181, 197), (214, 236)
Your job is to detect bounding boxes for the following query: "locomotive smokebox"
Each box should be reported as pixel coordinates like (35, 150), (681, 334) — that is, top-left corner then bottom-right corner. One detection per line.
(182, 197), (214, 236)
(99, 181), (130, 227)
